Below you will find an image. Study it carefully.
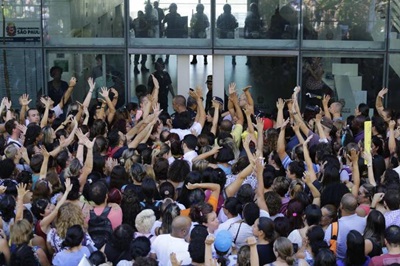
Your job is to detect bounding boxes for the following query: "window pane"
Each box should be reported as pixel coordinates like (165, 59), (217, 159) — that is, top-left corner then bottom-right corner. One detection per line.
(302, 53), (384, 119)
(388, 54), (400, 108)
(129, 1), (212, 48)
(130, 54), (177, 114)
(47, 52), (126, 109)
(0, 49), (43, 106)
(43, 1), (125, 46)
(0, 0), (41, 47)
(390, 0), (400, 50)
(215, 0), (299, 49)
(302, 0), (387, 50)
(224, 55), (297, 113)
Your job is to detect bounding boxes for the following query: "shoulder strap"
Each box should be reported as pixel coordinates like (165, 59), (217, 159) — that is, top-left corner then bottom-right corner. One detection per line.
(100, 206), (112, 218)
(331, 222), (338, 239)
(233, 222), (243, 244)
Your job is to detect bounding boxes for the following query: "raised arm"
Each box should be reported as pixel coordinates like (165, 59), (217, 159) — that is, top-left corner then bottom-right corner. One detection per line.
(40, 97), (53, 128)
(246, 237), (259, 266)
(76, 129), (95, 191)
(191, 86), (206, 127)
(58, 77), (76, 109)
(110, 88), (119, 108)
(19, 94), (31, 125)
(322, 94), (332, 120)
(303, 135), (317, 183)
(255, 157), (269, 213)
(150, 74), (160, 106)
(277, 118), (290, 162)
(186, 182), (221, 204)
(375, 88), (387, 120)
(39, 146), (50, 180)
(192, 145), (221, 163)
(210, 100), (220, 136)
(363, 151), (376, 187)
(292, 122), (304, 145)
(349, 149), (360, 198)
(3, 98), (13, 122)
(242, 86), (254, 115)
(276, 98), (285, 128)
(303, 171), (320, 206)
(244, 106), (255, 134)
(99, 87), (116, 124)
(16, 183), (28, 221)
(82, 77), (95, 108)
(315, 113), (328, 141)
(389, 120), (397, 154)
(128, 112), (159, 149)
(39, 178), (72, 233)
(256, 117), (264, 155)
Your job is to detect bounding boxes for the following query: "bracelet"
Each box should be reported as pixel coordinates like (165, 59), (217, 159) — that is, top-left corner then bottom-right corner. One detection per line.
(367, 164), (372, 167)
(78, 143), (84, 145)
(89, 90), (94, 93)
(370, 206), (375, 209)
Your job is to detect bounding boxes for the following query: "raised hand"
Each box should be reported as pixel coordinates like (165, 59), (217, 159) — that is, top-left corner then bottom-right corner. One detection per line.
(151, 74), (159, 89)
(19, 94), (31, 106)
(322, 94), (331, 106)
(378, 87), (388, 98)
(69, 77), (77, 87)
(389, 120), (396, 130)
(17, 183), (28, 198)
(87, 77), (95, 90)
(40, 145), (50, 158)
(16, 124), (27, 135)
(64, 178), (73, 194)
(242, 85), (251, 92)
(99, 87), (110, 99)
(256, 117), (264, 132)
(276, 98), (285, 110)
(4, 97), (11, 110)
(348, 148), (359, 163)
(228, 82), (236, 95)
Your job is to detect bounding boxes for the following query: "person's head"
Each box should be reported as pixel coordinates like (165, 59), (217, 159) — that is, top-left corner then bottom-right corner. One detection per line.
(384, 189), (400, 211)
(27, 108), (40, 124)
(196, 3), (204, 13)
(171, 216), (191, 238)
(286, 199), (305, 230)
(328, 101), (342, 115)
(130, 236), (151, 259)
(272, 176), (290, 197)
(160, 202), (181, 234)
(55, 202), (85, 239)
(169, 3), (177, 13)
(314, 248), (336, 266)
(190, 202), (219, 233)
(223, 3), (231, 13)
(253, 217), (277, 242)
(4, 119), (19, 136)
(89, 181), (109, 206)
(215, 144), (234, 163)
(135, 209), (156, 234)
(355, 103), (369, 117)
(167, 159), (190, 184)
(364, 210), (386, 245)
(31, 198), (53, 220)
(237, 245), (250, 266)
(89, 251), (107, 266)
(274, 217), (291, 237)
(242, 202), (259, 226)
(62, 224), (84, 248)
(306, 226), (328, 257)
(340, 193), (358, 215)
(172, 95), (187, 112)
(237, 184), (255, 205)
(0, 194), (16, 222)
(345, 230), (367, 265)
(222, 197), (241, 218)
(286, 161), (305, 180)
(304, 204), (322, 226)
(159, 181), (175, 200)
(110, 224), (134, 251)
(130, 162), (147, 183)
(265, 191), (282, 217)
(273, 237), (295, 265)
(24, 123), (42, 146)
(320, 204), (337, 228)
(11, 219), (33, 245)
(188, 225), (208, 263)
(182, 134), (197, 151)
(385, 225), (400, 248)
(141, 177), (158, 203)
(214, 230), (233, 254)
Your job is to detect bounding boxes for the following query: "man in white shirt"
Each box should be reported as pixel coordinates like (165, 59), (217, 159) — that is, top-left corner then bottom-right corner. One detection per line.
(4, 119), (22, 147)
(182, 134), (198, 170)
(150, 216), (192, 266)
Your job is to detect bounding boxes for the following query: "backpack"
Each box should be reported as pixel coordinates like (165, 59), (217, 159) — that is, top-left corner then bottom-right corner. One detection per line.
(329, 222), (339, 255)
(88, 206), (113, 249)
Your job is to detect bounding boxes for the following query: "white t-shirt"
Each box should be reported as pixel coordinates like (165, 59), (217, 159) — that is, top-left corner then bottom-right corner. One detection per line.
(151, 234), (191, 266)
(170, 122), (202, 140)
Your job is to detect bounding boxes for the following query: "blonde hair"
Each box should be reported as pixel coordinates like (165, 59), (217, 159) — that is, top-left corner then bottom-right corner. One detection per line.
(55, 202), (85, 239)
(144, 164), (155, 179)
(64, 158), (82, 179)
(42, 126), (55, 144)
(135, 209), (156, 234)
(274, 237), (295, 265)
(11, 219), (32, 245)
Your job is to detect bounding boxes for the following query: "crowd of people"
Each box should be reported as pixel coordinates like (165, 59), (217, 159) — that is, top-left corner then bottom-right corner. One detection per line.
(0, 69), (399, 266)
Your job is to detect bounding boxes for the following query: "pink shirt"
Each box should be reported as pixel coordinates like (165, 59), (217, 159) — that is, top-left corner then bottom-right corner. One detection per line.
(86, 204), (123, 230)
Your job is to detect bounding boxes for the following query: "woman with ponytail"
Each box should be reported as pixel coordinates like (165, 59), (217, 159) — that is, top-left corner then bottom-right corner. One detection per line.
(52, 224), (91, 266)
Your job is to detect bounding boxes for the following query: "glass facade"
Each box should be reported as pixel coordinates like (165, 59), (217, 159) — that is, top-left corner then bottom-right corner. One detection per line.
(1, 0), (399, 113)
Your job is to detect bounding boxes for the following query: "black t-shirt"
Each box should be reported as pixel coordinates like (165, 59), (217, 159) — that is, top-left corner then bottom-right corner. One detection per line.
(257, 243), (276, 266)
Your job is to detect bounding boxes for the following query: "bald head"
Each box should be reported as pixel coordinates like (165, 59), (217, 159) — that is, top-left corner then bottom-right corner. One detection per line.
(329, 102), (342, 114)
(171, 216), (191, 238)
(173, 95), (186, 107)
(341, 193), (358, 214)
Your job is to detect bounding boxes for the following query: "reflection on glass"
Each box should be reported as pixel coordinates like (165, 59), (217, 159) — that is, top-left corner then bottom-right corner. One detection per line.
(47, 53), (125, 108)
(130, 54), (177, 114)
(302, 0), (386, 48)
(43, 0), (124, 46)
(224, 56), (297, 114)
(302, 55), (383, 119)
(0, 49), (43, 104)
(388, 54), (400, 108)
(390, 0), (400, 49)
(129, 1), (211, 48)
